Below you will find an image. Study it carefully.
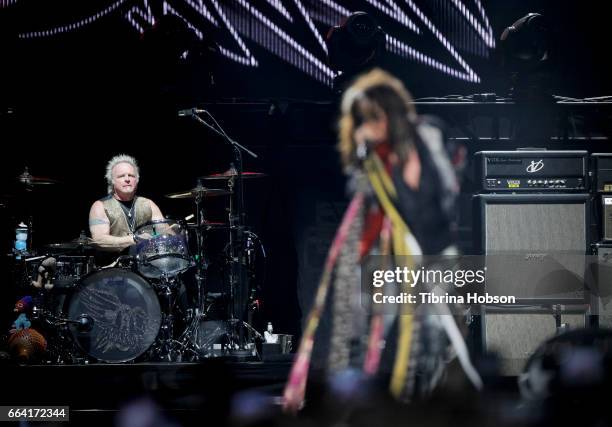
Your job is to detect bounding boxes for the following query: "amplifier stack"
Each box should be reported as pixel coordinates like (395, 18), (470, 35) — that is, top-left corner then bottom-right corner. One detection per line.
(593, 154), (612, 242)
(590, 153), (612, 328)
(473, 149), (591, 375)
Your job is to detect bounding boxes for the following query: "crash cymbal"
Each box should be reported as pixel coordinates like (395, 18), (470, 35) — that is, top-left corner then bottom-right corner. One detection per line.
(165, 186), (231, 199)
(45, 236), (94, 251)
(17, 167), (61, 185)
(199, 170), (266, 180)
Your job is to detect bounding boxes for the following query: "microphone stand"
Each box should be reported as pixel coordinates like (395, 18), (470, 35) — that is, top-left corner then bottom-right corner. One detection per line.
(187, 111), (259, 358)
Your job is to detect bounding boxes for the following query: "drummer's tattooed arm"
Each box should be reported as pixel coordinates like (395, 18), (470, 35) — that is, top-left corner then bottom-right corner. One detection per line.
(88, 200), (135, 251)
(150, 199), (165, 221)
(89, 218), (109, 226)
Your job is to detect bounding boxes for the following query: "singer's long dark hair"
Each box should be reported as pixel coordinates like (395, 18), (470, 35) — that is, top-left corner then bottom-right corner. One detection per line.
(338, 69), (419, 172)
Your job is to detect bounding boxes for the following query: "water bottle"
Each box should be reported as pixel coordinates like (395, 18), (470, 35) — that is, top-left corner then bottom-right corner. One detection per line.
(264, 322), (276, 344)
(14, 222), (28, 259)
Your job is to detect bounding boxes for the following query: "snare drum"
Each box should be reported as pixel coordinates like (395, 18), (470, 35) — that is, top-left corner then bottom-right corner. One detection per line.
(66, 268), (161, 363)
(134, 219), (192, 279)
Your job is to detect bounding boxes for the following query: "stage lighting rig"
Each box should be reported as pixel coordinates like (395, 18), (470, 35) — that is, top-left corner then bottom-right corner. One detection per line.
(326, 12), (386, 93)
(499, 13), (552, 100)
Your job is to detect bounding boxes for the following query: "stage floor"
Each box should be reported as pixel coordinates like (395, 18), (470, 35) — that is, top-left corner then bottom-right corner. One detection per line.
(0, 360), (292, 423)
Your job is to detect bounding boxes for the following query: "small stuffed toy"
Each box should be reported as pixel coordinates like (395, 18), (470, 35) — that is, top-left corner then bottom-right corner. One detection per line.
(14, 296), (33, 314)
(10, 296), (33, 333)
(31, 257), (56, 290)
(12, 313), (31, 331)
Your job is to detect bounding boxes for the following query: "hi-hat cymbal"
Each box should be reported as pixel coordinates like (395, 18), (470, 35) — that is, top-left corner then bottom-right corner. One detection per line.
(17, 168), (61, 185)
(165, 186), (231, 199)
(199, 170), (266, 180)
(45, 236), (94, 251)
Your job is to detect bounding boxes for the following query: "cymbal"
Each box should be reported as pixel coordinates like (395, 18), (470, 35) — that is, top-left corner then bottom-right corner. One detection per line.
(186, 221), (230, 230)
(45, 236), (94, 251)
(17, 168), (61, 185)
(199, 170), (266, 180)
(203, 221), (228, 228)
(165, 186), (231, 199)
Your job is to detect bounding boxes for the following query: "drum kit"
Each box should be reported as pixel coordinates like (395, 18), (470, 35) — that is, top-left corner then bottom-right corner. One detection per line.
(6, 166), (269, 364)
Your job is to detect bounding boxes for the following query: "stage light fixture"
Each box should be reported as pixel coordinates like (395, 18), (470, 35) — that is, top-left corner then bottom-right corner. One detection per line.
(499, 13), (554, 101)
(500, 13), (550, 74)
(326, 11), (386, 93)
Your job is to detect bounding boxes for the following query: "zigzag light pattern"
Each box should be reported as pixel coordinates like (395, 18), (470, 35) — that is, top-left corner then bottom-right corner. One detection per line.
(12, 0), (494, 85)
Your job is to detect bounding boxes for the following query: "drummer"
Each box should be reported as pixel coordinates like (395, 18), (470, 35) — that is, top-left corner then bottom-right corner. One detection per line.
(88, 154), (165, 253)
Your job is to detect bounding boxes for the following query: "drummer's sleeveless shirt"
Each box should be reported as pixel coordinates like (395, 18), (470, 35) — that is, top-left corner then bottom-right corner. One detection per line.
(93, 196), (153, 267)
(100, 195), (152, 237)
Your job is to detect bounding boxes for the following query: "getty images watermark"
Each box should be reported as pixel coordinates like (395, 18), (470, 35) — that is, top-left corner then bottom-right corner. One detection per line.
(370, 264), (504, 305)
(360, 254), (601, 315)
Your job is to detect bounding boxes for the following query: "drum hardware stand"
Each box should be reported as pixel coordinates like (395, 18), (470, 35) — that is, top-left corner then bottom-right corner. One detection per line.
(193, 179), (210, 333)
(148, 274), (192, 361)
(31, 295), (92, 364)
(25, 257), (94, 363)
(169, 181), (216, 360)
(185, 109), (261, 359)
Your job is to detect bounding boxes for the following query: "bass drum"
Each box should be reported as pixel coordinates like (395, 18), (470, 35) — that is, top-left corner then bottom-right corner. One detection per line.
(67, 268), (161, 363)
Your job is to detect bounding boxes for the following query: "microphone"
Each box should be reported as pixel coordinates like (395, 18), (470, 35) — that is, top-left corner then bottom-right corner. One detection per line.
(178, 108), (207, 117)
(356, 139), (372, 160)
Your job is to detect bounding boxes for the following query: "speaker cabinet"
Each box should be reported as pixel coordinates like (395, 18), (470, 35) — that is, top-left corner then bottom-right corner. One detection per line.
(474, 193), (590, 375)
(591, 153), (612, 192)
(483, 310), (586, 376)
(602, 196), (612, 241)
(591, 243), (612, 328)
(474, 193), (589, 303)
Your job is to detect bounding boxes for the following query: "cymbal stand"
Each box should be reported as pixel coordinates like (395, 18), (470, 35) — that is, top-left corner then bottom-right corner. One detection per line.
(194, 180), (208, 320)
(187, 110), (260, 358)
(161, 183), (211, 361)
(226, 171), (249, 355)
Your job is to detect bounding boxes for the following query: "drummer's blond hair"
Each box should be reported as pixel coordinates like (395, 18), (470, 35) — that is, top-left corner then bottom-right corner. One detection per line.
(105, 154), (140, 194)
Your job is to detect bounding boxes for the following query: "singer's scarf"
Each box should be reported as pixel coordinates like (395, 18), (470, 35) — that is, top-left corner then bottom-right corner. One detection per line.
(283, 192), (364, 413)
(363, 154), (417, 400)
(327, 195), (364, 372)
(283, 153), (418, 413)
